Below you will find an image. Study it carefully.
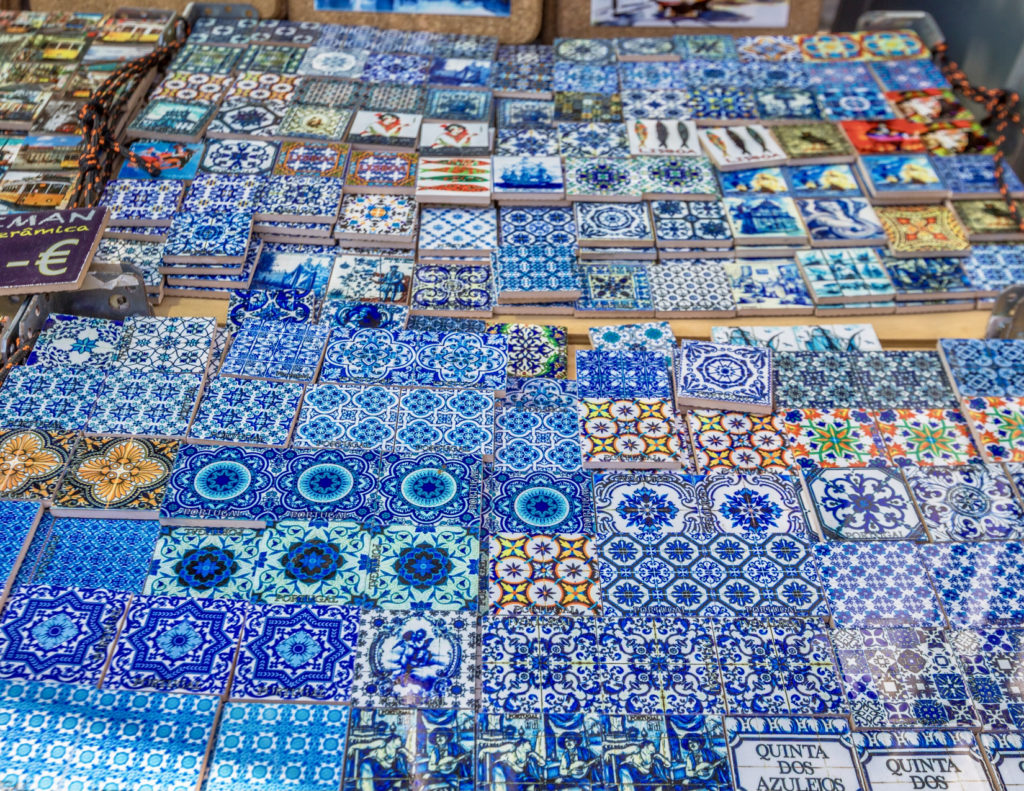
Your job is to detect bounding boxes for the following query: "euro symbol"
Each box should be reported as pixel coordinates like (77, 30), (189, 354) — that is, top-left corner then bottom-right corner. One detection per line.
(35, 239), (79, 276)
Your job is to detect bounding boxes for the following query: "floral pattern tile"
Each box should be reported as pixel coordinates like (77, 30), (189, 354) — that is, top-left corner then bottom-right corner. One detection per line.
(580, 398), (692, 470)
(963, 397), (1024, 463)
(783, 408), (888, 469)
(803, 466), (926, 541)
(904, 463), (1024, 541)
(489, 533), (600, 616)
(872, 408), (979, 466)
(687, 410), (794, 474)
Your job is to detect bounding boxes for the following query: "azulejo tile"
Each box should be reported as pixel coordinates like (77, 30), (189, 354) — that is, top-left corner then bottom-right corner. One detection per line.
(773, 352), (861, 410)
(650, 260), (737, 315)
(503, 377), (579, 412)
(485, 323), (568, 380)
(576, 349), (672, 400)
(409, 262), (494, 316)
(377, 451), (482, 530)
(950, 628), (1024, 731)
(233, 603), (360, 701)
(713, 323), (882, 352)
(588, 321), (675, 354)
(813, 542), (944, 627)
(577, 263), (654, 315)
(162, 211), (253, 262)
(983, 732), (1024, 791)
(87, 369), (202, 437)
(854, 729), (991, 791)
(373, 522), (479, 611)
(116, 315), (216, 375)
(674, 341), (772, 414)
(904, 463), (1024, 541)
(489, 533), (601, 616)
(276, 447), (381, 522)
(939, 338), (1024, 399)
(872, 408), (979, 466)
(205, 701), (349, 791)
(499, 205), (577, 247)
(190, 377), (303, 447)
(0, 365), (104, 432)
(701, 472), (811, 536)
(592, 469), (706, 538)
(99, 179), (183, 225)
(227, 288), (319, 331)
(201, 138), (279, 175)
(293, 383), (399, 451)
(181, 172), (264, 213)
(352, 611), (476, 708)
(487, 469), (595, 535)
(783, 408), (888, 469)
(852, 350), (957, 409)
(26, 314), (123, 368)
(105, 594), (248, 695)
(220, 320), (330, 382)
(963, 397), (1024, 463)
(394, 386), (495, 459)
(803, 466), (926, 541)
(0, 584), (128, 684)
(579, 398), (691, 470)
(687, 410), (793, 475)
(831, 626), (978, 729)
(419, 206), (498, 253)
(143, 525), (260, 600)
(920, 542), (1024, 628)
(0, 426), (76, 501)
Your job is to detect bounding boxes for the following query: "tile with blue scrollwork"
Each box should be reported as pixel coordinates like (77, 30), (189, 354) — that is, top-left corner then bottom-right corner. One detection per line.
(619, 89), (694, 120)
(692, 87), (757, 122)
(565, 157), (642, 200)
(503, 377), (579, 411)
(88, 369), (202, 437)
(26, 314), (123, 368)
(576, 202), (653, 245)
(162, 211), (253, 262)
(360, 53), (431, 85)
(374, 522), (479, 611)
(220, 320), (330, 382)
(227, 288), (319, 331)
(394, 386), (495, 458)
(254, 176), (344, 221)
(143, 525), (260, 600)
(418, 206), (498, 253)
(486, 324), (568, 380)
(0, 365), (104, 431)
(922, 542), (1024, 628)
(756, 89), (821, 120)
(831, 626), (977, 729)
(376, 451), (482, 530)
(495, 127), (560, 157)
(273, 448), (380, 522)
(576, 349), (672, 400)
(486, 469), (594, 535)
(805, 62), (875, 88)
(105, 594), (248, 695)
(0, 585), (128, 685)
(904, 463), (1024, 542)
(717, 617), (845, 715)
(803, 466), (924, 541)
(201, 138), (279, 176)
(233, 603), (360, 701)
(495, 405), (581, 474)
(852, 350), (957, 409)
(116, 315), (216, 375)
(181, 172), (264, 213)
(99, 179), (184, 226)
(553, 62), (618, 95)
(352, 610), (476, 708)
(190, 377), (303, 447)
(814, 542), (944, 628)
(557, 122), (628, 158)
(592, 469), (707, 539)
(870, 59), (951, 92)
(499, 205), (577, 247)
(205, 701), (349, 791)
(493, 246), (580, 302)
(700, 473), (811, 537)
(814, 86), (895, 122)
(588, 321), (675, 355)
(938, 338), (1024, 399)
(293, 383), (400, 451)
(650, 260), (737, 315)
(322, 302), (408, 333)
(950, 628), (1024, 732)
(674, 340), (772, 412)
(650, 199), (733, 245)
(409, 262), (494, 316)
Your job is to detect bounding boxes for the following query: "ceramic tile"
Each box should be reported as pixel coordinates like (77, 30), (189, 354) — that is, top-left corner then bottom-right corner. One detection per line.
(814, 542), (944, 627)
(719, 167), (789, 197)
(419, 206), (498, 253)
(272, 447), (380, 522)
(254, 175), (344, 222)
(782, 408), (887, 469)
(983, 732), (1024, 791)
(205, 702), (348, 791)
(495, 127), (560, 156)
(576, 349), (672, 400)
(181, 172), (264, 214)
(227, 288), (319, 331)
(591, 469), (706, 538)
(580, 398), (691, 470)
(576, 202), (652, 245)
(321, 301), (410, 333)
(190, 378), (302, 447)
(700, 472), (810, 536)
(233, 603), (360, 701)
(773, 122), (857, 163)
(650, 259), (737, 315)
(345, 110), (422, 150)
(873, 408), (979, 466)
(949, 628), (1024, 731)
(931, 154), (1024, 199)
(796, 247), (893, 303)
(815, 86), (894, 121)
(220, 320), (329, 382)
(553, 62), (618, 94)
(797, 198), (886, 245)
(577, 263), (654, 314)
(428, 57), (492, 89)
(883, 255), (973, 298)
(225, 71), (302, 104)
(692, 87), (758, 122)
(488, 533), (600, 616)
(853, 350), (957, 409)
(553, 91), (622, 123)
(104, 594), (246, 695)
(723, 196), (806, 244)
(564, 156), (641, 200)
(503, 377), (579, 411)
(938, 339), (1024, 399)
(143, 525), (259, 600)
(698, 126), (786, 171)
(408, 262), (494, 315)
(495, 405), (581, 473)
(24, 315), (119, 370)
(496, 97), (554, 129)
(803, 466), (925, 541)
(674, 340), (772, 413)
(352, 611), (476, 707)
(724, 258), (816, 313)
(428, 87), (493, 121)
(87, 369), (202, 437)
(486, 323), (568, 379)
(170, 42), (242, 73)
(394, 386), (495, 458)
(964, 397), (1024, 463)
(688, 409), (794, 474)
(923, 542), (1024, 627)
(362, 83), (427, 114)
(499, 205), (576, 246)
(252, 519), (371, 606)
(717, 617), (845, 715)
(278, 104), (354, 142)
(713, 323), (883, 351)
(905, 463), (1024, 541)
(620, 88), (694, 120)
(964, 245), (1024, 295)
(871, 59), (951, 92)
(877, 204), (971, 256)
(373, 522), (479, 611)
(207, 99), (289, 139)
(589, 321), (675, 354)
(0, 584), (127, 684)
(163, 210), (253, 262)
(292, 383), (398, 451)
(0, 426), (75, 501)
(860, 153), (947, 198)
(99, 179), (183, 225)
(486, 469), (594, 536)
(756, 88), (822, 120)
(127, 100), (214, 141)
(344, 150), (417, 192)
(832, 626), (978, 728)
(375, 450), (482, 531)
(787, 163), (863, 198)
(0, 365), (103, 431)
(854, 730), (990, 791)
(324, 254), (413, 305)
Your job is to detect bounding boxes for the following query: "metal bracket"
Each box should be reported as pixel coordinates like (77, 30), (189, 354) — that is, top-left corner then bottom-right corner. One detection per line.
(986, 285), (1024, 339)
(183, 3), (261, 26)
(855, 10), (946, 51)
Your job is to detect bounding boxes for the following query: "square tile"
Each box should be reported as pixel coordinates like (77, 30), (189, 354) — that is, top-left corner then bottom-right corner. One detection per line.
(190, 378), (303, 447)
(724, 259), (815, 314)
(904, 463), (1024, 541)
(486, 323), (567, 379)
(486, 469), (594, 535)
(346, 109), (422, 150)
(233, 603), (360, 701)
(181, 172), (264, 214)
(221, 320), (329, 381)
(493, 245), (580, 302)
(336, 194), (417, 242)
(226, 71), (302, 103)
(227, 288), (319, 330)
(499, 205), (576, 246)
(105, 594), (247, 695)
(783, 408), (887, 469)
(723, 196), (806, 244)
(950, 628), (1024, 731)
(983, 732), (1024, 791)
(787, 163), (864, 198)
(883, 255), (973, 298)
(855, 730), (992, 791)
(205, 702), (348, 791)
(797, 198), (887, 246)
(700, 472), (811, 536)
(502, 377), (579, 411)
(200, 138), (279, 176)
(815, 86), (894, 121)
(271, 447), (379, 522)
(650, 259), (737, 315)
(576, 202), (652, 245)
(495, 405), (581, 473)
(592, 469), (707, 537)
(876, 204), (971, 257)
(796, 247), (893, 302)
(964, 245), (1024, 295)
(127, 100), (214, 141)
(87, 369), (202, 437)
(589, 321), (675, 354)
(553, 91), (622, 123)
(143, 525), (260, 600)
(117, 316), (215, 374)
(873, 408), (979, 466)
(292, 383), (399, 451)
(0, 426), (76, 501)
(0, 365), (104, 431)
(923, 542), (1024, 627)
(717, 617), (845, 715)
(409, 262), (494, 316)
(576, 263), (653, 314)
(871, 59), (951, 92)
(814, 542), (944, 627)
(963, 397), (1024, 462)
(832, 626), (977, 729)
(26, 314), (123, 368)
(674, 341), (772, 413)
(0, 584), (128, 684)
(576, 349), (672, 400)
(428, 87), (493, 121)
(803, 466), (925, 541)
(713, 323), (882, 351)
(488, 533), (600, 616)
(51, 436), (177, 516)
(352, 611), (476, 707)
(377, 451), (482, 530)
(419, 206), (498, 254)
(324, 253), (413, 305)
(931, 154), (1024, 199)
(394, 386), (495, 458)
(495, 127), (560, 156)
(580, 398), (691, 470)
(853, 351), (957, 409)
(254, 176), (343, 222)
(564, 156), (641, 200)
(162, 211), (253, 263)
(99, 179), (186, 225)
(688, 410), (794, 474)
(373, 522), (479, 611)
(557, 121), (628, 157)
(343, 150), (417, 193)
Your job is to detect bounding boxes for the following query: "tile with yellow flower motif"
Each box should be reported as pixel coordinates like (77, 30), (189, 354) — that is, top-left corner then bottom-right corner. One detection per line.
(51, 436), (179, 518)
(875, 204), (971, 257)
(782, 408), (888, 470)
(871, 408), (979, 467)
(687, 409), (794, 474)
(0, 426), (77, 501)
(578, 397), (693, 470)
(962, 396), (1024, 463)
(488, 532), (601, 616)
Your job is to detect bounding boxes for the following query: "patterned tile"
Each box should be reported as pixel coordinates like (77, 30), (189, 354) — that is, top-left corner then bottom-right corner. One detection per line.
(950, 628), (1024, 731)
(162, 211), (253, 262)
(492, 246), (579, 302)
(0, 584), (128, 684)
(852, 350), (957, 409)
(564, 156), (641, 200)
(377, 451), (482, 530)
(783, 408), (887, 469)
(814, 542), (944, 627)
(26, 314), (123, 368)
(143, 525), (260, 600)
(116, 316), (215, 375)
(701, 472), (810, 536)
(939, 339), (1024, 399)
(876, 204), (971, 256)
(336, 194), (417, 242)
(963, 397), (1024, 462)
(105, 594), (247, 695)
(293, 383), (399, 451)
(576, 202), (652, 245)
(373, 522), (479, 611)
(592, 469), (707, 538)
(409, 262), (494, 316)
(255, 175), (344, 221)
(227, 289), (319, 330)
(649, 259), (737, 315)
(233, 603), (360, 701)
(578, 397), (693, 470)
(674, 341), (772, 413)
(922, 542), (1024, 628)
(717, 617), (845, 715)
(0, 365), (104, 431)
(495, 126), (560, 156)
(486, 323), (567, 379)
(905, 463), (1024, 541)
(577, 263), (654, 314)
(201, 138), (279, 175)
(499, 205), (576, 246)
(495, 405), (581, 474)
(394, 386), (495, 458)
(486, 469), (594, 536)
(588, 321), (675, 354)
(883, 255), (973, 298)
(87, 369), (202, 437)
(804, 466), (925, 541)
(831, 626), (977, 729)
(796, 247), (893, 301)
(0, 427), (76, 501)
(220, 320), (330, 381)
(724, 259), (815, 314)
(688, 410), (794, 474)
(181, 172), (263, 213)
(489, 533), (600, 616)
(189, 378), (303, 447)
(576, 349), (672, 400)
(99, 179), (183, 225)
(872, 408), (979, 466)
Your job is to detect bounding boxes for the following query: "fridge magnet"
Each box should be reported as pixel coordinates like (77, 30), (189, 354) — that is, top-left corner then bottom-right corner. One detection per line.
(698, 125), (786, 171)
(345, 111), (422, 151)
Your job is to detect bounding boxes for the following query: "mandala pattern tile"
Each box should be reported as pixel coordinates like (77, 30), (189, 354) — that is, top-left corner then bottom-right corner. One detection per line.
(674, 341), (772, 413)
(201, 138), (279, 175)
(254, 175), (344, 222)
(592, 469), (707, 539)
(26, 314), (123, 368)
(905, 463), (1024, 541)
(352, 611), (476, 708)
(233, 603), (359, 701)
(486, 323), (567, 379)
(717, 617), (845, 715)
(805, 466), (924, 541)
(872, 408), (979, 467)
(576, 349), (672, 400)
(831, 627), (978, 729)
(144, 525), (260, 600)
(373, 522), (479, 611)
(489, 533), (600, 616)
(877, 204), (971, 256)
(503, 377), (579, 411)
(579, 398), (693, 470)
(963, 397), (1024, 463)
(105, 594), (247, 695)
(700, 473), (810, 537)
(117, 316), (215, 375)
(814, 542), (943, 627)
(650, 260), (737, 315)
(394, 386), (495, 458)
(564, 156), (641, 200)
(190, 378), (303, 447)
(337, 194), (417, 241)
(87, 369), (202, 437)
(815, 86), (894, 122)
(205, 701), (349, 791)
(486, 469), (594, 536)
(496, 127), (559, 156)
(950, 628), (1024, 731)
(688, 410), (794, 474)
(0, 365), (103, 431)
(853, 350), (957, 409)
(783, 408), (887, 469)
(220, 320), (330, 382)
(377, 451), (482, 530)
(163, 211), (253, 262)
(0, 585), (128, 684)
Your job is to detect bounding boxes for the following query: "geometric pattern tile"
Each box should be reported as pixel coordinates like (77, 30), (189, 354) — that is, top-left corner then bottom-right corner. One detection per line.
(904, 463), (1024, 541)
(802, 466), (926, 541)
